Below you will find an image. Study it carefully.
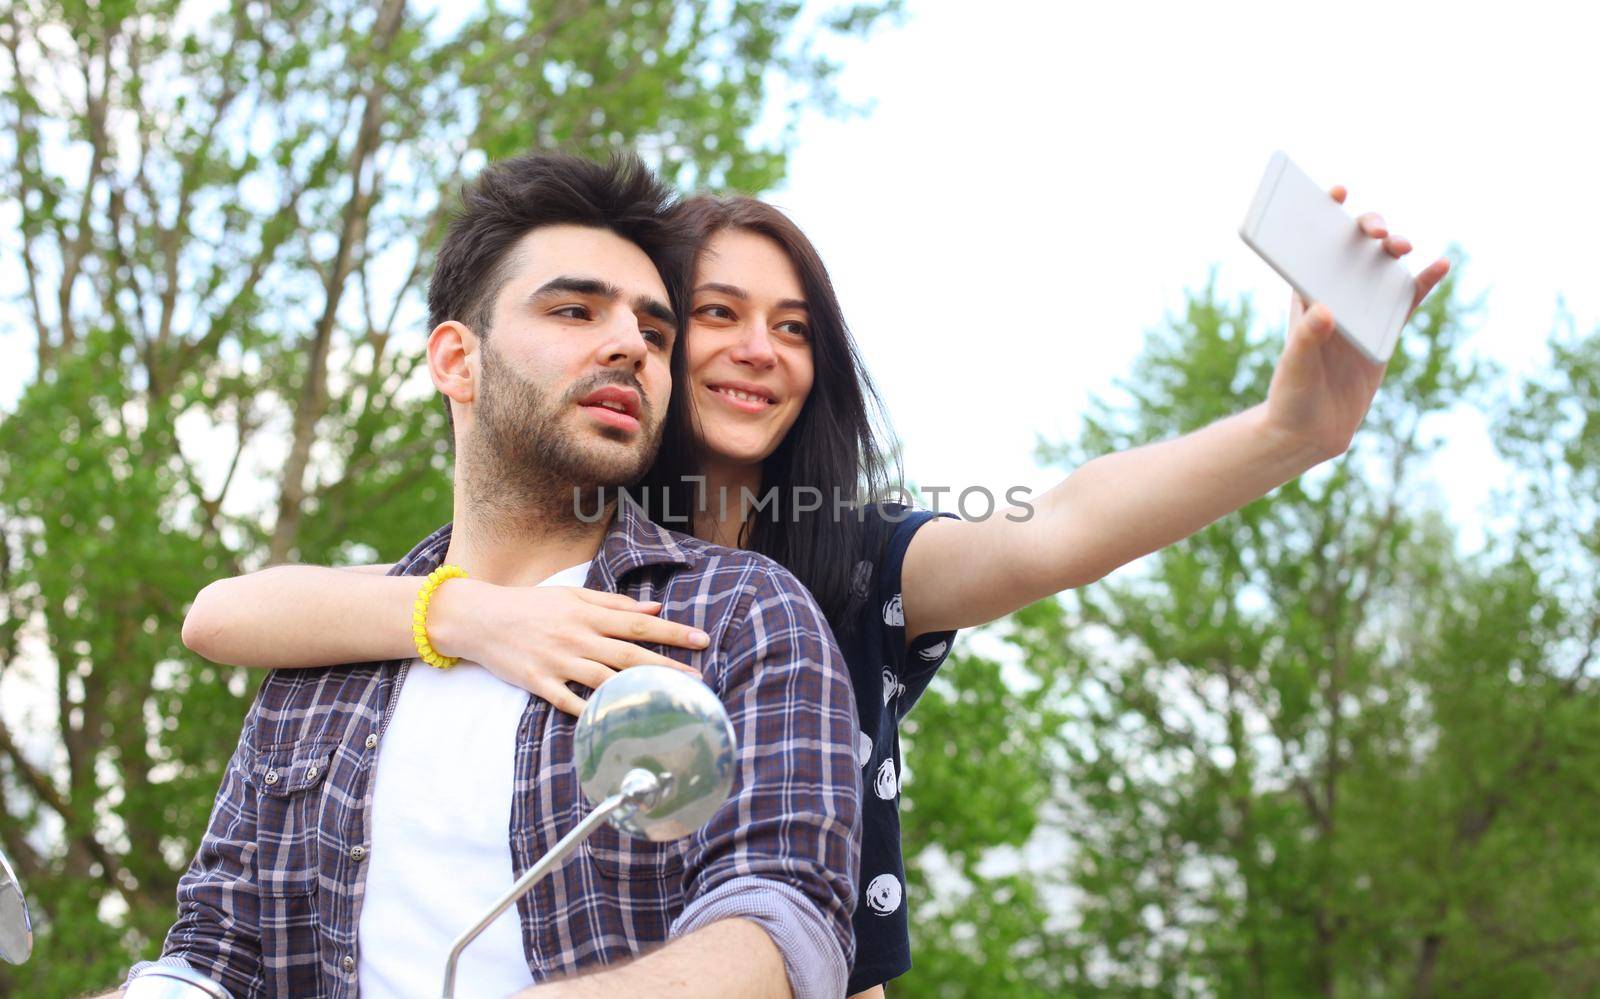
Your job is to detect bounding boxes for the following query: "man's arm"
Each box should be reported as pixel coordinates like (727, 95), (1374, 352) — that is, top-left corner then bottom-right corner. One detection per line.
(675, 564), (861, 994)
(119, 728), (266, 997)
(516, 918), (787, 999)
(547, 561), (861, 998)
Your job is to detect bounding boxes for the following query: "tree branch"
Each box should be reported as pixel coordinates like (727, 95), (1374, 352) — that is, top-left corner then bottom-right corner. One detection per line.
(270, 0), (410, 564)
(0, 716), (131, 893)
(54, 16), (118, 353)
(2, 5), (55, 362)
(0, 779), (45, 883)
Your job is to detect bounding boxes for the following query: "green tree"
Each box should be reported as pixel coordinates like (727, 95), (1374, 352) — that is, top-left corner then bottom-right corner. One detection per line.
(0, 1), (898, 993)
(898, 274), (1600, 997)
(895, 607), (1074, 998)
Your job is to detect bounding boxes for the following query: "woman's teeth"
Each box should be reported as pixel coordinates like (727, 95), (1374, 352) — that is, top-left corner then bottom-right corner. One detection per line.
(715, 387), (770, 405)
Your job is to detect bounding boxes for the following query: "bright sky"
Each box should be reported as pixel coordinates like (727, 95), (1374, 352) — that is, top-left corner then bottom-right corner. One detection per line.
(770, 0), (1600, 544)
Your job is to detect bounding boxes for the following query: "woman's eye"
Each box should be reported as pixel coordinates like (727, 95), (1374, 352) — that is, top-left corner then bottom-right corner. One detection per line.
(777, 321), (809, 339)
(695, 304), (734, 321)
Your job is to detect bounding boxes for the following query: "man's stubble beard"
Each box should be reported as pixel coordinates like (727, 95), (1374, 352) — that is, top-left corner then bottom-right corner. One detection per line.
(465, 338), (662, 530)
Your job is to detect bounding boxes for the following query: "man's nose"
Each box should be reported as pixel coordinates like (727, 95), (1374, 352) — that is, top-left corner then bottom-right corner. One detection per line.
(597, 312), (649, 370)
(729, 320), (777, 369)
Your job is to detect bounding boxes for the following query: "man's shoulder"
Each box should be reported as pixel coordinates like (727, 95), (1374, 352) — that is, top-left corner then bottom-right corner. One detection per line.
(388, 522), (454, 577)
(656, 529), (841, 659)
(660, 527), (813, 602)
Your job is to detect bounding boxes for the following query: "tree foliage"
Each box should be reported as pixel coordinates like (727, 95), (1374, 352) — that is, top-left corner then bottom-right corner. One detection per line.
(0, 0), (897, 993)
(898, 274), (1600, 997)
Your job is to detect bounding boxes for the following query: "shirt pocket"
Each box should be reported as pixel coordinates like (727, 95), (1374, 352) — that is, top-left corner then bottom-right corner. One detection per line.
(250, 743), (333, 897)
(583, 822), (689, 883)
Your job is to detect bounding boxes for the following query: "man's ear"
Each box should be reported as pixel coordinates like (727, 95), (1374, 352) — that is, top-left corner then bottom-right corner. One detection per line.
(428, 320), (478, 413)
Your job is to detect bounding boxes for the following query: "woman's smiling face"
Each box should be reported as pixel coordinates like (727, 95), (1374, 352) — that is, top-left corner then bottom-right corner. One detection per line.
(685, 228), (815, 471)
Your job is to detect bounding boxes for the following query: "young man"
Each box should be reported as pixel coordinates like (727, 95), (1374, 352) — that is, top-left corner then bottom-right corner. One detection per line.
(118, 153), (862, 999)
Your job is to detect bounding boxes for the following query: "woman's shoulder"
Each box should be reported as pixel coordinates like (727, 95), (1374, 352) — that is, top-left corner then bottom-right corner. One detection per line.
(850, 499), (956, 569)
(842, 500), (913, 554)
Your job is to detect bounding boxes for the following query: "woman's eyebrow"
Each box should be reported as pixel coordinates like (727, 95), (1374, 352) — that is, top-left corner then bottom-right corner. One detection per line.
(694, 281), (747, 299)
(694, 281), (807, 313)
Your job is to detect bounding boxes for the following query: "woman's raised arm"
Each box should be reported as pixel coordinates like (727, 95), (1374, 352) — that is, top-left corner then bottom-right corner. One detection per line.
(900, 401), (1325, 638)
(901, 191), (1450, 641)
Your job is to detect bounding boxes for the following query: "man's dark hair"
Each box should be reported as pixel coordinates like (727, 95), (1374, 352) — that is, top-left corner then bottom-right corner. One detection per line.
(429, 152), (694, 434)
(429, 151), (689, 334)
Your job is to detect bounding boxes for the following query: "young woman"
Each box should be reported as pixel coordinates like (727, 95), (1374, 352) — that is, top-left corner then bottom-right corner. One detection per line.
(182, 188), (1446, 996)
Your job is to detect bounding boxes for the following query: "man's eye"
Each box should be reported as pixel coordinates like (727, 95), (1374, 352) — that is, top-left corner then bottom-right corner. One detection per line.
(553, 305), (592, 320)
(642, 328), (667, 347)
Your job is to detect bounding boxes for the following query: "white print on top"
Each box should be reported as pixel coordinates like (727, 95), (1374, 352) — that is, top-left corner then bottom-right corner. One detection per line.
(881, 667), (906, 705)
(874, 758), (898, 801)
(882, 594), (904, 627)
(917, 640), (948, 661)
(857, 731), (874, 768)
(865, 873), (903, 915)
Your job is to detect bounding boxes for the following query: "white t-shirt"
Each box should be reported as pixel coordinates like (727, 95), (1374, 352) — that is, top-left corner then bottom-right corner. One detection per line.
(357, 561), (592, 998)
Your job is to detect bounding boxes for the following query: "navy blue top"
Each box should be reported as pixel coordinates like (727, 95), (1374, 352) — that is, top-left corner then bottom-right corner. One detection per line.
(840, 503), (957, 992)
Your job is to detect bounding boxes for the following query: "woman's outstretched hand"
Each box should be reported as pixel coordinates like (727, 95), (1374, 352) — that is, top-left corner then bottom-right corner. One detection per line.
(429, 582), (710, 717)
(1265, 184), (1451, 459)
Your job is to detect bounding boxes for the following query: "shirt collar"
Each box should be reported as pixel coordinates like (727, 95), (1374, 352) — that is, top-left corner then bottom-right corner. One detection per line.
(587, 489), (699, 591)
(403, 490), (698, 589)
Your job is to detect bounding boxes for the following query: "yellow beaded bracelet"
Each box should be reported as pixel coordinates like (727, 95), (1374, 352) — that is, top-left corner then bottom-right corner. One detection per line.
(412, 565), (467, 669)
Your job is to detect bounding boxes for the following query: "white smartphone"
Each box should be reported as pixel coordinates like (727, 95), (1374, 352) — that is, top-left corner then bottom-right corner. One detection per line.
(1239, 151), (1417, 364)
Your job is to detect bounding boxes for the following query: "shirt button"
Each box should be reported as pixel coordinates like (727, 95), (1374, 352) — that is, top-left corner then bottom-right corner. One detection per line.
(305, 766), (318, 780)
(263, 770), (279, 785)
(341, 955), (355, 974)
(364, 734), (378, 750)
(350, 845), (367, 862)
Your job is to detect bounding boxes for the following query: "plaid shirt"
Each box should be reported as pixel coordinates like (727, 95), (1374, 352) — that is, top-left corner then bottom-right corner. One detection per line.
(140, 495), (861, 997)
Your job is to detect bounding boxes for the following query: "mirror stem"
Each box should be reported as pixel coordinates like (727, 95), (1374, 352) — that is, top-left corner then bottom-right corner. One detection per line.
(440, 769), (663, 998)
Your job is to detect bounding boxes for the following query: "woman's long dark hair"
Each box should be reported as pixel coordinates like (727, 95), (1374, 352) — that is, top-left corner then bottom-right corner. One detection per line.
(633, 195), (898, 634)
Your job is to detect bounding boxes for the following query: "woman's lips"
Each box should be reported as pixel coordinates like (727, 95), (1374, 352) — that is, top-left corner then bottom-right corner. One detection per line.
(706, 384), (775, 414)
